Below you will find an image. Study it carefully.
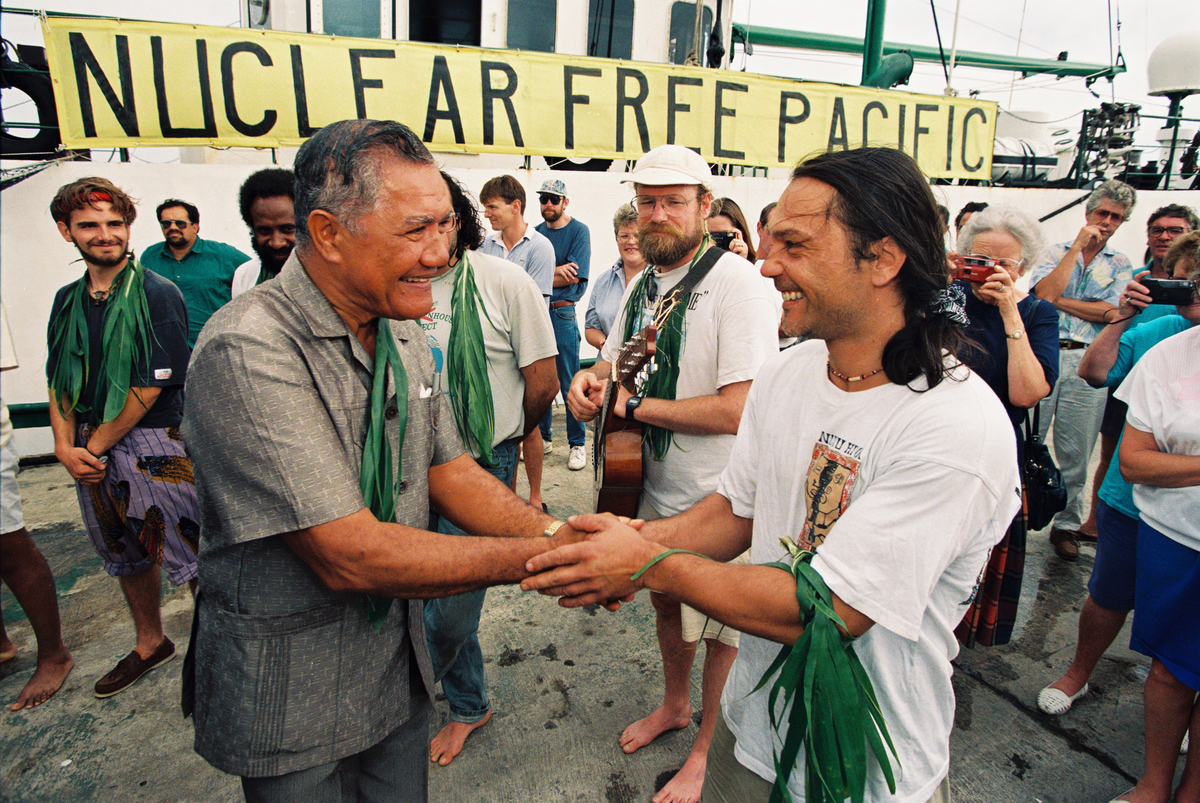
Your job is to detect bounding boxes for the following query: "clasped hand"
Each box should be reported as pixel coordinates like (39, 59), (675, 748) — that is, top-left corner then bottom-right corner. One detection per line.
(523, 513), (657, 609)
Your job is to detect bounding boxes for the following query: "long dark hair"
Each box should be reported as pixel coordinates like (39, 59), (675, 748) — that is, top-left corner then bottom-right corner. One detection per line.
(441, 171), (486, 263)
(792, 148), (968, 389)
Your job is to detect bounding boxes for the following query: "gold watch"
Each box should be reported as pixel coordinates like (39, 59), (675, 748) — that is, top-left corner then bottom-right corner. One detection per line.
(543, 519), (568, 538)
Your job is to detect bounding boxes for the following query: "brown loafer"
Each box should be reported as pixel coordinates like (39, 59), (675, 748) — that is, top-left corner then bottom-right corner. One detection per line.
(1050, 528), (1080, 562)
(94, 638), (176, 698)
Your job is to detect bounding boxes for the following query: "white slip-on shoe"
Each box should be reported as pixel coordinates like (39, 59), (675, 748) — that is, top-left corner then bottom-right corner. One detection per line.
(1037, 683), (1089, 715)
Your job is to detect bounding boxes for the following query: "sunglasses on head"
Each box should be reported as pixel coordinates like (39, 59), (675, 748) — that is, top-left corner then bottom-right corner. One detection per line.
(160, 219), (189, 230)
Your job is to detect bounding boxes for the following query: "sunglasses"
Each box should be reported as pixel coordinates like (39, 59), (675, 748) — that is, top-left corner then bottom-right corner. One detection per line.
(539, 194), (563, 206)
(160, 219), (190, 230)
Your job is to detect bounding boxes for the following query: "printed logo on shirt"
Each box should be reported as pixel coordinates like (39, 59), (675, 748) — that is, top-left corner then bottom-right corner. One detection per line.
(154, 368), (172, 380)
(797, 431), (863, 550)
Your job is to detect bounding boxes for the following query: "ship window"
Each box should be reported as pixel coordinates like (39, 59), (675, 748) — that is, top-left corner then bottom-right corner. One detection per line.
(410, 0), (481, 46)
(323, 0), (381, 38)
(508, 0), (557, 52)
(587, 0), (634, 60)
(668, 2), (712, 65)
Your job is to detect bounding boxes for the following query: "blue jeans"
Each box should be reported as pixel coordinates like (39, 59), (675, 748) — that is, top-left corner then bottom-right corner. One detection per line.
(539, 305), (585, 448)
(423, 438), (519, 723)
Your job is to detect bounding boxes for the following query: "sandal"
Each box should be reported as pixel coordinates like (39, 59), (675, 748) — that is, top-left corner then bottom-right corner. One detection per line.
(1050, 528), (1080, 562)
(1037, 682), (1088, 715)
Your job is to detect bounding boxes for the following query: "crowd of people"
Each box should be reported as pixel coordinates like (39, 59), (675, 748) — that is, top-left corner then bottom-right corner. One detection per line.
(1, 120), (1197, 803)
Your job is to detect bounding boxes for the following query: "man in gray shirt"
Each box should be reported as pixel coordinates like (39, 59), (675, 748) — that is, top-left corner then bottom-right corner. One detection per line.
(183, 120), (585, 803)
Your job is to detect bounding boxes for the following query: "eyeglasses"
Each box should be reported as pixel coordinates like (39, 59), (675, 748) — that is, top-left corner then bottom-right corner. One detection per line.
(632, 195), (698, 217)
(160, 219), (189, 230)
(538, 194), (563, 206)
(616, 233), (639, 244)
(1149, 225), (1188, 238)
(963, 254), (1023, 270)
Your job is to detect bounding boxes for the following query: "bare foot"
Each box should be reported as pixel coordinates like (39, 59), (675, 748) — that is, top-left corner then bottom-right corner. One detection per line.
(619, 705), (691, 754)
(11, 651), (74, 710)
(430, 710), (492, 766)
(653, 752), (707, 803)
(1106, 786), (1172, 803)
(0, 640), (16, 663)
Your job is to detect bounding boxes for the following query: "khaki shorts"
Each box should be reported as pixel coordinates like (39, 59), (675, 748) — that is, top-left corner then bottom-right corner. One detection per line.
(637, 499), (749, 648)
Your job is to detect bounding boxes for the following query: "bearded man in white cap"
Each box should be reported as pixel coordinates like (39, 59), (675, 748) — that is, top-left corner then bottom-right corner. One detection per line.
(566, 145), (779, 803)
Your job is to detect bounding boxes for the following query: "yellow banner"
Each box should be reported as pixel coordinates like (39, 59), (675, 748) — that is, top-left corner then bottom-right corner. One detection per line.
(43, 17), (996, 178)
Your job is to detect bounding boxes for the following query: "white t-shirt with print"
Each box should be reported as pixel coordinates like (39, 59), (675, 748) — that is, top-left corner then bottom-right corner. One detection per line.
(420, 249), (557, 457)
(601, 249), (780, 516)
(716, 340), (1021, 802)
(1115, 325), (1200, 551)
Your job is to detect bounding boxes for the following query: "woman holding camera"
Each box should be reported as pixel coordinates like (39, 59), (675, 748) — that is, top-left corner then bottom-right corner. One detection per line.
(706, 198), (756, 262)
(1109, 241), (1200, 803)
(953, 205), (1060, 646)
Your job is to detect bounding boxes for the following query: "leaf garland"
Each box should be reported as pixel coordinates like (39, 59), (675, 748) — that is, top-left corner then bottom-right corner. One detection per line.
(46, 258), (156, 424)
(752, 537), (899, 803)
(446, 252), (499, 467)
(359, 321), (408, 628)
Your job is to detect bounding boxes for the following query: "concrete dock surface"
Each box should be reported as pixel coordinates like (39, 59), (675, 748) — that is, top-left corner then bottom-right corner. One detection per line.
(1, 409), (1186, 802)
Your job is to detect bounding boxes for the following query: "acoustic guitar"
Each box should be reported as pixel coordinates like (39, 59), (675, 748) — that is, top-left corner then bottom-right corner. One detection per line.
(592, 297), (678, 517)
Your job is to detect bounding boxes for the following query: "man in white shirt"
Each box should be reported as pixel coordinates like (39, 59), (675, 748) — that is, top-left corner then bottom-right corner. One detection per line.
(562, 144), (780, 803)
(528, 147), (1021, 803)
(230, 168), (296, 297)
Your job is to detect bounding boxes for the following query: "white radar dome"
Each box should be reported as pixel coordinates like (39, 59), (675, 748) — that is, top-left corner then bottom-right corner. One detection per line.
(1147, 31), (1200, 96)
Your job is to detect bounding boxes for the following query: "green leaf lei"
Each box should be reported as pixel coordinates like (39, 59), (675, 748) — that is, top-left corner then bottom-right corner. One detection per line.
(618, 239), (710, 462)
(445, 252), (499, 466)
(753, 536), (899, 803)
(359, 321), (408, 628)
(46, 257), (155, 424)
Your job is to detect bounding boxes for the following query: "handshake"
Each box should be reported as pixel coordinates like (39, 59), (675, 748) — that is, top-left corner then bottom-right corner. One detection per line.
(522, 512), (667, 610)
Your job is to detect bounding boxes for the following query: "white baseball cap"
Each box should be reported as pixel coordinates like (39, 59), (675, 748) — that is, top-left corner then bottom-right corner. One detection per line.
(623, 145), (712, 188)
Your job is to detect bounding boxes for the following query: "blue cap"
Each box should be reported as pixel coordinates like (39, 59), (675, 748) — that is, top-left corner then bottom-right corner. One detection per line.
(538, 179), (568, 199)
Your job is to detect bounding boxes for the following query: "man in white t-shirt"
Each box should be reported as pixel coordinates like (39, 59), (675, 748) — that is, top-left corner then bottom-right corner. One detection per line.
(564, 144), (780, 803)
(531, 147), (1021, 803)
(418, 172), (559, 767)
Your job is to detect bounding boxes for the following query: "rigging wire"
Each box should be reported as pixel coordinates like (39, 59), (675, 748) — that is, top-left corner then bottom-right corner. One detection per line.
(928, 0), (950, 84)
(1007, 0), (1029, 109)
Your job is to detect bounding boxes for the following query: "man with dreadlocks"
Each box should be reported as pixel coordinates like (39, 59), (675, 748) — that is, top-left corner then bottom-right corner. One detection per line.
(45, 177), (198, 698)
(418, 171), (559, 766)
(530, 148), (1022, 802)
(565, 144), (779, 803)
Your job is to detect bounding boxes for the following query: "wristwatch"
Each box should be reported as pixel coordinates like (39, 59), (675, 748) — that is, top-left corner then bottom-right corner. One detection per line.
(1006, 329), (1025, 340)
(625, 395), (643, 421)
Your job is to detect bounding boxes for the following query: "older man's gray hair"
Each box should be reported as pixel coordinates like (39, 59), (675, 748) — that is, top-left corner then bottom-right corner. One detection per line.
(1084, 179), (1136, 217)
(293, 119), (434, 249)
(956, 204), (1046, 270)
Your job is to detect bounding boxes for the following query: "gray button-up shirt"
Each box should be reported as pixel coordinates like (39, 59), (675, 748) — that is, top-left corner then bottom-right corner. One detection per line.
(183, 254), (464, 777)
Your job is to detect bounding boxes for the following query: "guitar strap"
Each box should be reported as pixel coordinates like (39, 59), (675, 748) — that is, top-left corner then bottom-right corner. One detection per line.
(653, 245), (724, 320)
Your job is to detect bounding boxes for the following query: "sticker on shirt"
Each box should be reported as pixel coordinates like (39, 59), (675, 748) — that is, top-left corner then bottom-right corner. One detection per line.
(797, 432), (862, 550)
(154, 368), (172, 380)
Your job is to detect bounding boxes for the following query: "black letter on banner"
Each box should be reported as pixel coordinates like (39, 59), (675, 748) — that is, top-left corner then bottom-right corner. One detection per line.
(151, 37), (217, 138)
(69, 32), (139, 138)
(714, 81), (748, 160)
(826, 97), (848, 152)
(564, 66), (602, 150)
(667, 75), (702, 146)
(616, 68), (650, 153)
(897, 105), (906, 152)
(424, 55), (465, 144)
(481, 62), (523, 147)
(221, 42), (277, 137)
(961, 107), (987, 172)
(945, 106), (955, 170)
(349, 49), (395, 120)
(861, 101), (887, 147)
(777, 91), (809, 162)
(290, 45), (318, 137)
(912, 103), (937, 165)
